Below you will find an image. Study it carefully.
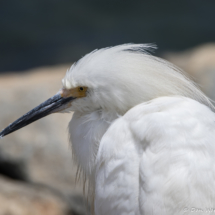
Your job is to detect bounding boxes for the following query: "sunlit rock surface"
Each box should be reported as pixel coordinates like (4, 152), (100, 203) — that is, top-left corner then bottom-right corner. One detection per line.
(164, 43), (215, 100)
(0, 65), (89, 215)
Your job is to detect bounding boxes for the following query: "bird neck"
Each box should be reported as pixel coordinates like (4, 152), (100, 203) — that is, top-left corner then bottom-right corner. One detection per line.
(69, 109), (119, 178)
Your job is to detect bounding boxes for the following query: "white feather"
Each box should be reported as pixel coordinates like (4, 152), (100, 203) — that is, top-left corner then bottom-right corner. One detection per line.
(95, 97), (215, 215)
(63, 44), (215, 214)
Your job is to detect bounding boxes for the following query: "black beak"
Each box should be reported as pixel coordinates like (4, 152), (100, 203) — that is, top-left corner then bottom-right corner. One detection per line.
(0, 92), (75, 137)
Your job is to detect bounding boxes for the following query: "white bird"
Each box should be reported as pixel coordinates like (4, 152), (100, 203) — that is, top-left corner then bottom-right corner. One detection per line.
(1, 44), (215, 215)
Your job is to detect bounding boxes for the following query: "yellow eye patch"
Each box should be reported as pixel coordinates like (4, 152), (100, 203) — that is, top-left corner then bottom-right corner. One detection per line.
(61, 87), (88, 98)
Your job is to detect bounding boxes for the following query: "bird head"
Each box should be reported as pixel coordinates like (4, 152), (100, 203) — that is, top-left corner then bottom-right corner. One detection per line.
(61, 44), (157, 114)
(0, 44), (212, 137)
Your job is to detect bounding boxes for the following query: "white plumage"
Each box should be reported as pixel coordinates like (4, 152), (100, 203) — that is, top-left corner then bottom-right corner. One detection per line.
(1, 44), (215, 215)
(95, 97), (215, 215)
(62, 44), (215, 214)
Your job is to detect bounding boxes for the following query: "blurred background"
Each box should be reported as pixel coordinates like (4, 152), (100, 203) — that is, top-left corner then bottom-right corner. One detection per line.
(0, 0), (215, 214)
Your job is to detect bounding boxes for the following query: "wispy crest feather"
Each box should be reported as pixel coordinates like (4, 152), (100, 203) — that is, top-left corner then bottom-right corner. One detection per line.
(63, 44), (214, 112)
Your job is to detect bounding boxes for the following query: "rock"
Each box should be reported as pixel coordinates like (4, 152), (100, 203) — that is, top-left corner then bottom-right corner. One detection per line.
(0, 175), (89, 215)
(0, 65), (89, 214)
(163, 43), (215, 100)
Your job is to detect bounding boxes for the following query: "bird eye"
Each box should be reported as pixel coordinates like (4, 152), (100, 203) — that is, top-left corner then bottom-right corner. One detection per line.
(79, 87), (84, 91)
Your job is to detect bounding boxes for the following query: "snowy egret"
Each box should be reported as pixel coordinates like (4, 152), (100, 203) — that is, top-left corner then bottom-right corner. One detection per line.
(1, 44), (215, 215)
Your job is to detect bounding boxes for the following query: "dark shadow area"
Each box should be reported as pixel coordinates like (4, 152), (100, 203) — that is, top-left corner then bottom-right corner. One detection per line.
(0, 0), (215, 72)
(0, 156), (29, 181)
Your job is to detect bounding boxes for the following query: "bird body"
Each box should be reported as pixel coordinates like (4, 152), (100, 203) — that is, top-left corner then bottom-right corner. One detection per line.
(1, 44), (215, 215)
(95, 96), (215, 215)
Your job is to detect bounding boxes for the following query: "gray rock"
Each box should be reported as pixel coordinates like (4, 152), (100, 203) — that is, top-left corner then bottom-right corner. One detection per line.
(163, 43), (215, 101)
(0, 175), (89, 215)
(0, 65), (89, 214)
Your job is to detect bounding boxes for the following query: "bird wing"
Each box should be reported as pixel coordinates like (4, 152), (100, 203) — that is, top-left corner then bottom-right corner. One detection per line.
(95, 96), (215, 215)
